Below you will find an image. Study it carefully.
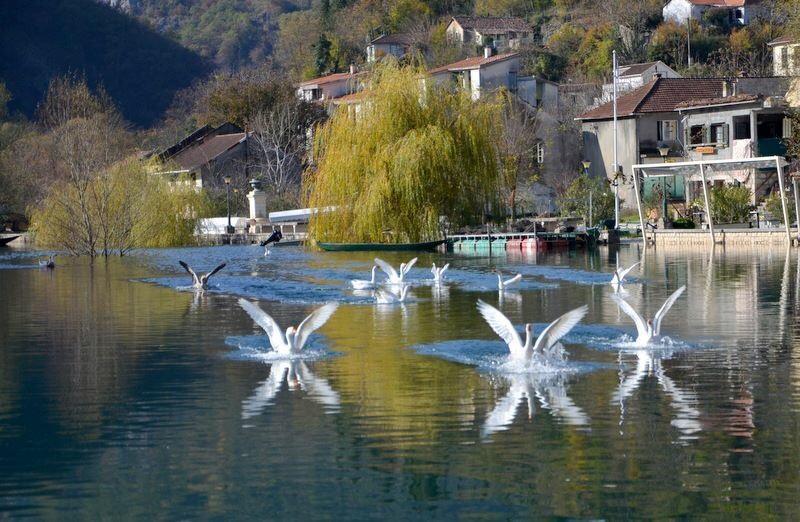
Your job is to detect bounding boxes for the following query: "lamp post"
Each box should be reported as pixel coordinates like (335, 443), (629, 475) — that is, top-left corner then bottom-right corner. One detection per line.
(658, 146), (670, 227)
(224, 176), (234, 234)
(582, 160), (592, 227)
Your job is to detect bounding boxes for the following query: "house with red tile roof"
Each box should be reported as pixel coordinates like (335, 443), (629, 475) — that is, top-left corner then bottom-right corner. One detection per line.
(426, 50), (559, 107)
(663, 0), (766, 26)
(577, 77), (724, 207)
(577, 76), (790, 208)
(296, 66), (364, 103)
(446, 16), (534, 52)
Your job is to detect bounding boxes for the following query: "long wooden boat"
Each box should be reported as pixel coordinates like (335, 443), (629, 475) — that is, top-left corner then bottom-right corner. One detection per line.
(318, 239), (447, 252)
(0, 235), (19, 247)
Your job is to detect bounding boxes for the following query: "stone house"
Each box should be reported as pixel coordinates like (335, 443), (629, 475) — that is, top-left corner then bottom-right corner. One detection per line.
(596, 61), (681, 105)
(445, 16), (534, 53)
(366, 34), (413, 63)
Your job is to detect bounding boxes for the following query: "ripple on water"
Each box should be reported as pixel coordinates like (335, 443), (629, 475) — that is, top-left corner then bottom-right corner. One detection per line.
(223, 334), (337, 363)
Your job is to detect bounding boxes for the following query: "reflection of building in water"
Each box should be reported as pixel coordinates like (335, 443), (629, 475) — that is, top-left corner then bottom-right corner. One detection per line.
(242, 360), (340, 420)
(614, 350), (702, 443)
(482, 372), (589, 439)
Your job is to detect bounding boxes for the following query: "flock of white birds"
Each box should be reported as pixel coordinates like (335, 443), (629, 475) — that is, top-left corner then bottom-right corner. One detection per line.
(177, 255), (687, 366)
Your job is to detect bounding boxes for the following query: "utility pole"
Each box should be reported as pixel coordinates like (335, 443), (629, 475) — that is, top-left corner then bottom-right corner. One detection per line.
(687, 18), (692, 67)
(612, 50), (620, 229)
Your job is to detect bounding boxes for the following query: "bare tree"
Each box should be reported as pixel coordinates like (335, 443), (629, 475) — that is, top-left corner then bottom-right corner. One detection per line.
(498, 97), (541, 220)
(36, 73), (119, 130)
(247, 103), (307, 209)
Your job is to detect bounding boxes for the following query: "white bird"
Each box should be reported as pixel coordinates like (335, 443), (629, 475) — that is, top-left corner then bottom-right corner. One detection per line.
(482, 373), (589, 438)
(375, 285), (410, 304)
(431, 262), (449, 284)
(496, 271), (522, 291)
(179, 260), (226, 289)
(611, 285), (686, 346)
(351, 266), (378, 290)
(39, 254), (56, 269)
(477, 300), (588, 362)
(238, 299), (338, 355)
(241, 360), (340, 419)
(375, 257), (417, 285)
(610, 261), (640, 287)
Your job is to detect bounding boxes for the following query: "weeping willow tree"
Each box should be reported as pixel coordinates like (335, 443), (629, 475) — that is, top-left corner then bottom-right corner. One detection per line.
(305, 63), (502, 243)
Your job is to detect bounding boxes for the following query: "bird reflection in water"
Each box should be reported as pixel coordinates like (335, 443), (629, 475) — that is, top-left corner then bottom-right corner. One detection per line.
(614, 350), (701, 442)
(242, 360), (340, 420)
(482, 372), (589, 439)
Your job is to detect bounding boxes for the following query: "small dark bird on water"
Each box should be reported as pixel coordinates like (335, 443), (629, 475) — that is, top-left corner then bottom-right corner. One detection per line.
(179, 260), (226, 289)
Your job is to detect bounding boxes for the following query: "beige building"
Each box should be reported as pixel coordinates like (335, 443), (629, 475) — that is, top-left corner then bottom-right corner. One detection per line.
(768, 36), (800, 77)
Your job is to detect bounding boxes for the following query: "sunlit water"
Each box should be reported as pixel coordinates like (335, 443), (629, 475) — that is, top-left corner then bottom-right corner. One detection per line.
(2, 243), (800, 517)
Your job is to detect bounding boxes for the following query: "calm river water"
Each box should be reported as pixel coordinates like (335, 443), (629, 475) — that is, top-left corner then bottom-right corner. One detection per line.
(1, 243), (799, 518)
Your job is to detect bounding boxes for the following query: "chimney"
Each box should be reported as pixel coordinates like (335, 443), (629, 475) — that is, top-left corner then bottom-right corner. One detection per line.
(349, 63), (356, 75)
(722, 79), (731, 97)
(484, 46), (493, 59)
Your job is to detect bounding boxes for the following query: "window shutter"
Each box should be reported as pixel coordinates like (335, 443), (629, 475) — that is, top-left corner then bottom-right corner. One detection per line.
(684, 125), (690, 147)
(783, 116), (793, 139)
(704, 125), (711, 145)
(657, 121), (663, 141)
(721, 124), (729, 147)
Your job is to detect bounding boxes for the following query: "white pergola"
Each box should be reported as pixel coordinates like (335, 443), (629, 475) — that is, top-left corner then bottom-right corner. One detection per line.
(631, 156), (794, 246)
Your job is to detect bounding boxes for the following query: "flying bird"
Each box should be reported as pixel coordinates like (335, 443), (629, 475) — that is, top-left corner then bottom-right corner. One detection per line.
(611, 286), (686, 346)
(610, 261), (640, 288)
(179, 260), (226, 289)
(496, 271), (522, 291)
(375, 257), (417, 285)
(477, 300), (588, 362)
(431, 262), (450, 284)
(238, 298), (338, 355)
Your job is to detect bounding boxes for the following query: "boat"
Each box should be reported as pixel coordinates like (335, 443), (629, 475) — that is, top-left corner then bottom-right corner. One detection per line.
(318, 239), (447, 252)
(0, 235), (19, 247)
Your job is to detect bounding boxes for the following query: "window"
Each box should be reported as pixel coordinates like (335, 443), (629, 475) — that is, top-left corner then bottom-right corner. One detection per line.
(782, 47), (789, 70)
(733, 116), (751, 139)
(536, 142), (545, 164)
(689, 125), (705, 145)
(710, 123), (728, 146)
(657, 120), (677, 141)
(688, 123), (728, 147)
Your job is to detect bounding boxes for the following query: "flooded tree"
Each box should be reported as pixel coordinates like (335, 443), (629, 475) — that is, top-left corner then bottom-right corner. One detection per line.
(305, 63), (502, 244)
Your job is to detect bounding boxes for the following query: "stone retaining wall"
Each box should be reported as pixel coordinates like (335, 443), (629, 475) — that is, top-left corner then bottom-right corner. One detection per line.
(650, 229), (796, 247)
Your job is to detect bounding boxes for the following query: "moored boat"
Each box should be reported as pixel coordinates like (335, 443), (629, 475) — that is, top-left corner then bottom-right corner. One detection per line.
(318, 239), (447, 252)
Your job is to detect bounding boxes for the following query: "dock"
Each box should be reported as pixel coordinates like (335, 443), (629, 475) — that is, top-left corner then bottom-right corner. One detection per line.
(448, 230), (598, 254)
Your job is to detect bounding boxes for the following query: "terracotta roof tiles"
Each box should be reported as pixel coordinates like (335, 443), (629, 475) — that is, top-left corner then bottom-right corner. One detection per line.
(577, 78), (724, 120)
(428, 52), (518, 75)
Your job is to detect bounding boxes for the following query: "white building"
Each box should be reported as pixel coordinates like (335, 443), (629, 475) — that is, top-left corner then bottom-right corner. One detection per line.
(596, 61), (681, 105)
(366, 34), (413, 63)
(445, 16), (533, 52)
(662, 0), (763, 26)
(768, 36), (800, 76)
(426, 50), (557, 108)
(296, 66), (363, 103)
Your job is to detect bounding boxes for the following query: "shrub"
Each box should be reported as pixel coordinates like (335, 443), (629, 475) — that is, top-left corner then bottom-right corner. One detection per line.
(671, 217), (695, 229)
(764, 192), (796, 224)
(709, 185), (752, 223)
